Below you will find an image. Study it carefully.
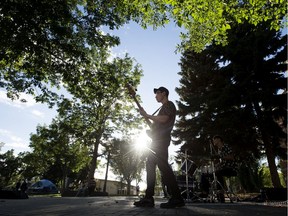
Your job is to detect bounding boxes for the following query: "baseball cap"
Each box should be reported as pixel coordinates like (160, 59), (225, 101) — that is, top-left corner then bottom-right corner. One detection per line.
(153, 86), (169, 96)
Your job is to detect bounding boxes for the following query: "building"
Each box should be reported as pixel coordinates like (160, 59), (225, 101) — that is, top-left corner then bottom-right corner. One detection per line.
(95, 179), (138, 196)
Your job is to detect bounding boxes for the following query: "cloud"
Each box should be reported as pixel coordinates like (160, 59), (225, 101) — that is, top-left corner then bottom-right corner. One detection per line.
(0, 129), (30, 153)
(0, 90), (37, 109)
(30, 109), (45, 119)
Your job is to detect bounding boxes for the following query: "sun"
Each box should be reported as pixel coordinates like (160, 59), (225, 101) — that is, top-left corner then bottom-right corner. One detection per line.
(133, 129), (151, 153)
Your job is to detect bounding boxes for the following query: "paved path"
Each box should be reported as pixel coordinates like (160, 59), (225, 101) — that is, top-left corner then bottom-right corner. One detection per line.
(0, 196), (287, 216)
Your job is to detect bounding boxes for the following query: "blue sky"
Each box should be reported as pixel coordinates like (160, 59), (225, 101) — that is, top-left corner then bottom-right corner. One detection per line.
(0, 22), (184, 158)
(111, 22), (183, 113)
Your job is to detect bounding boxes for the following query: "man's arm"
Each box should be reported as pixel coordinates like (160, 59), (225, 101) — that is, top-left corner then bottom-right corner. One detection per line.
(147, 114), (169, 123)
(139, 107), (169, 123)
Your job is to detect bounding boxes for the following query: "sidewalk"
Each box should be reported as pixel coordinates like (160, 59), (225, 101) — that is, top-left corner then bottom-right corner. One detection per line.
(0, 196), (286, 216)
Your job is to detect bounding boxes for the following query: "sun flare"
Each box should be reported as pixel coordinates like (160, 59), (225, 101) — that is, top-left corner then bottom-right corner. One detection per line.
(133, 129), (151, 153)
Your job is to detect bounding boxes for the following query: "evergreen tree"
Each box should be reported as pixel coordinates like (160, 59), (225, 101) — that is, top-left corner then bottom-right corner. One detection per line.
(174, 21), (287, 189)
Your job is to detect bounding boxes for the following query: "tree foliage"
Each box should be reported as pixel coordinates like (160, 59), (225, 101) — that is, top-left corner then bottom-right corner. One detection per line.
(55, 53), (143, 180)
(120, 0), (287, 51)
(27, 118), (90, 191)
(1, 0), (286, 105)
(0, 0), (127, 104)
(20, 53), (143, 187)
(0, 150), (22, 189)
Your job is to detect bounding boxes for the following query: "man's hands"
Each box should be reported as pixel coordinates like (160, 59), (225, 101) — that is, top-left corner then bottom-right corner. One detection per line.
(139, 107), (169, 123)
(139, 107), (148, 118)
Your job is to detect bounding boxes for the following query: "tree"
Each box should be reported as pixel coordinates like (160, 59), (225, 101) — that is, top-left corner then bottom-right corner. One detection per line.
(109, 138), (145, 195)
(28, 118), (90, 193)
(56, 54), (143, 181)
(214, 21), (287, 188)
(22, 53), (143, 188)
(174, 20), (287, 189)
(1, 1), (286, 105)
(0, 0), (128, 104)
(0, 150), (22, 189)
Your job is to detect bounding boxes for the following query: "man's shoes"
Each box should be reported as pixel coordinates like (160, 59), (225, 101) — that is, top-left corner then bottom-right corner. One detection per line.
(160, 198), (185, 208)
(134, 197), (155, 207)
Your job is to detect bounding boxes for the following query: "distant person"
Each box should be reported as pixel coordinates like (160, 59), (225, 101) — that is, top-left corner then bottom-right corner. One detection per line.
(20, 180), (28, 199)
(87, 178), (96, 196)
(76, 181), (87, 197)
(15, 180), (21, 197)
(16, 181), (21, 191)
(133, 86), (184, 208)
(136, 185), (140, 196)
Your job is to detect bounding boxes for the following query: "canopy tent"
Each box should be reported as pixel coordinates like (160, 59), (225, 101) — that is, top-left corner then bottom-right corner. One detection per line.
(28, 179), (58, 194)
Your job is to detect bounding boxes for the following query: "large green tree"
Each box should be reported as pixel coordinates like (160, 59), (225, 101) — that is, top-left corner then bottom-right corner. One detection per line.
(56, 54), (143, 181)
(28, 118), (90, 192)
(0, 0), (128, 104)
(1, 1), (286, 105)
(174, 21), (287, 189)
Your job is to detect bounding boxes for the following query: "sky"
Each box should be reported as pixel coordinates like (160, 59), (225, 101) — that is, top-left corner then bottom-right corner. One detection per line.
(0, 22), (184, 184)
(111, 22), (183, 112)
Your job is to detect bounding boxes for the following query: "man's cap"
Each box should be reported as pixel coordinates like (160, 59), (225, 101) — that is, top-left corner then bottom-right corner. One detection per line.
(153, 86), (169, 96)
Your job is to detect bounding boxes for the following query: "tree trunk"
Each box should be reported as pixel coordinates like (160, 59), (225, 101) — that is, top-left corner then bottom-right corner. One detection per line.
(126, 179), (131, 195)
(88, 140), (100, 180)
(103, 151), (111, 192)
(264, 138), (282, 188)
(253, 101), (282, 188)
(60, 166), (68, 195)
(279, 160), (287, 187)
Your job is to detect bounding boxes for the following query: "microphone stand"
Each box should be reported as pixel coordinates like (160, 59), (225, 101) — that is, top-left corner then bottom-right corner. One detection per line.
(181, 149), (191, 201)
(208, 140), (222, 202)
(180, 149), (202, 203)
